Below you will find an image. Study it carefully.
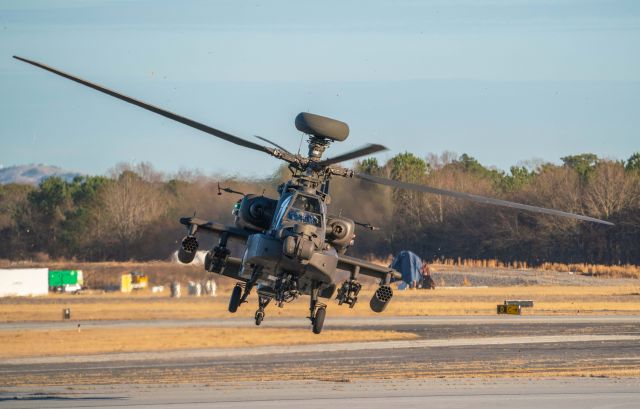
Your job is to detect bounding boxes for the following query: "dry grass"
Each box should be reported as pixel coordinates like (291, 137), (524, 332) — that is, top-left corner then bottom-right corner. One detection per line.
(0, 327), (417, 359)
(2, 285), (639, 322)
(539, 262), (640, 279)
(441, 259), (640, 279)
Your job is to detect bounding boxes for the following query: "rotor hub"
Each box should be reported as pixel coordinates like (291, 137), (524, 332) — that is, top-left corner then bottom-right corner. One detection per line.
(307, 136), (330, 160)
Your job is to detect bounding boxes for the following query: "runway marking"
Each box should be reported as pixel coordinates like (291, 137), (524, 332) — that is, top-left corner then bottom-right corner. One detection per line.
(2, 334), (639, 368)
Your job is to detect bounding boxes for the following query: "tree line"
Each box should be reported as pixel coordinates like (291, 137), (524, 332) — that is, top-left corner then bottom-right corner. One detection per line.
(0, 152), (638, 265)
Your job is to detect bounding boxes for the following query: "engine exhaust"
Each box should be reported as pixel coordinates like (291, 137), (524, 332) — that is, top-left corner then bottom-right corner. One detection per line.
(178, 235), (199, 264)
(369, 285), (393, 313)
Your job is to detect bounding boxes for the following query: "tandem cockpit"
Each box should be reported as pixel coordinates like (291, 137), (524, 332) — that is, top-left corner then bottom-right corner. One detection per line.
(272, 192), (325, 231)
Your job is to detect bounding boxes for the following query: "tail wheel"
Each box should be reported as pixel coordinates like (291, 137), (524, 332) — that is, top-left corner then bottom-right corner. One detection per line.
(228, 285), (242, 313)
(255, 309), (264, 326)
(312, 307), (326, 334)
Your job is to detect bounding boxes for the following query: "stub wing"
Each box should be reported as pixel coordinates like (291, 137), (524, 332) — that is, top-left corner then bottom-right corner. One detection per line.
(337, 254), (402, 282)
(178, 217), (248, 282)
(179, 217), (250, 242)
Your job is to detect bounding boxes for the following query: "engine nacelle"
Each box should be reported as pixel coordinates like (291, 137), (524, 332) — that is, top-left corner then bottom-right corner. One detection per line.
(370, 285), (393, 313)
(326, 216), (356, 253)
(234, 194), (277, 232)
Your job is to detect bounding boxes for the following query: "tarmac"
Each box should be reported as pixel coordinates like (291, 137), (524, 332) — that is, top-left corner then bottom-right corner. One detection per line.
(4, 314), (640, 330)
(2, 315), (640, 408)
(3, 378), (640, 408)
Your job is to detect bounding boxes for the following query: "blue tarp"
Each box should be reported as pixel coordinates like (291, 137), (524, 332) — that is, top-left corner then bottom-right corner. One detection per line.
(391, 250), (423, 290)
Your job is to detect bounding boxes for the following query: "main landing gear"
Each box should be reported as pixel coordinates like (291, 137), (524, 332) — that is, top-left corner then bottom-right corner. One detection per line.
(309, 282), (327, 334)
(228, 284), (243, 313)
(312, 306), (326, 334)
(228, 267), (261, 313)
(229, 274), (327, 334)
(254, 296), (271, 326)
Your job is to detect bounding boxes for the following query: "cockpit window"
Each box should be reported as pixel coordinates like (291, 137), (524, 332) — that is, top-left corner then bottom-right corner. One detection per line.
(273, 195), (292, 229)
(287, 208), (320, 226)
(285, 194), (323, 227)
(292, 195), (321, 214)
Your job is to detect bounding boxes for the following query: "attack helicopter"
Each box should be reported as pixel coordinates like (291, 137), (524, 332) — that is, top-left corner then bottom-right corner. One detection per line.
(13, 56), (613, 334)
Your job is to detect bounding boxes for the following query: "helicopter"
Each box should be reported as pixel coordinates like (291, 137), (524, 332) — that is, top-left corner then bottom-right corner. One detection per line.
(13, 56), (614, 334)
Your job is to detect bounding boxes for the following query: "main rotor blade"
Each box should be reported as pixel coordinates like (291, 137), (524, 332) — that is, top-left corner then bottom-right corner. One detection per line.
(318, 144), (387, 166)
(13, 56), (274, 155)
(356, 172), (614, 226)
(254, 135), (292, 154)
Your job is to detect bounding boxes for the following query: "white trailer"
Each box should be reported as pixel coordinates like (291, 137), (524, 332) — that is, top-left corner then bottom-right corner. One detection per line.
(0, 268), (49, 297)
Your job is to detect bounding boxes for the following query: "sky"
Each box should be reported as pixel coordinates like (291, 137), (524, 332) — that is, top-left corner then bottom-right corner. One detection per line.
(1, 0), (639, 178)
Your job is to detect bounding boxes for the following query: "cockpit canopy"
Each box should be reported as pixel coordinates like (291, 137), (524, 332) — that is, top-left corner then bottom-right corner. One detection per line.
(274, 192), (324, 229)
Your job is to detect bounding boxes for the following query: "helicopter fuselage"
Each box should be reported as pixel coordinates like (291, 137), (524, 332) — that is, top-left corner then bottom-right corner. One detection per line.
(236, 186), (339, 300)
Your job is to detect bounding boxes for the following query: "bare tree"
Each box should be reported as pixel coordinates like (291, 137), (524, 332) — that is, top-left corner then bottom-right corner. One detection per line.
(99, 170), (168, 255)
(425, 151), (457, 172)
(584, 161), (640, 220)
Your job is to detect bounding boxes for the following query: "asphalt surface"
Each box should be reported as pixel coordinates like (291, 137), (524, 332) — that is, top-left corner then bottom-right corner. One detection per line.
(2, 315), (640, 407)
(4, 314), (640, 331)
(2, 379), (640, 409)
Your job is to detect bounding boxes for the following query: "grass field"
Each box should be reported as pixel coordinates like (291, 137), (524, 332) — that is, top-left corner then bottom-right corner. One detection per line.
(0, 327), (417, 358)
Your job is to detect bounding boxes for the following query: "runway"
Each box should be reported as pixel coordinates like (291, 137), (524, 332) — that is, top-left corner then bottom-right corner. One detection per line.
(4, 314), (640, 331)
(2, 315), (639, 407)
(2, 379), (640, 409)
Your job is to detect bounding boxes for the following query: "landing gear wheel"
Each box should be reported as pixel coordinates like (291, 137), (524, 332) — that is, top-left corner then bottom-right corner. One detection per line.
(255, 309), (264, 326)
(228, 285), (242, 313)
(312, 307), (326, 334)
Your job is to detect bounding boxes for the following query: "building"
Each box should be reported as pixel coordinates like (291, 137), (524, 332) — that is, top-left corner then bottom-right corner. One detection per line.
(0, 268), (49, 297)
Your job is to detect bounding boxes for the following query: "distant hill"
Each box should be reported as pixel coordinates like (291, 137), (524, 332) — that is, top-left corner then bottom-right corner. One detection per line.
(0, 164), (82, 185)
